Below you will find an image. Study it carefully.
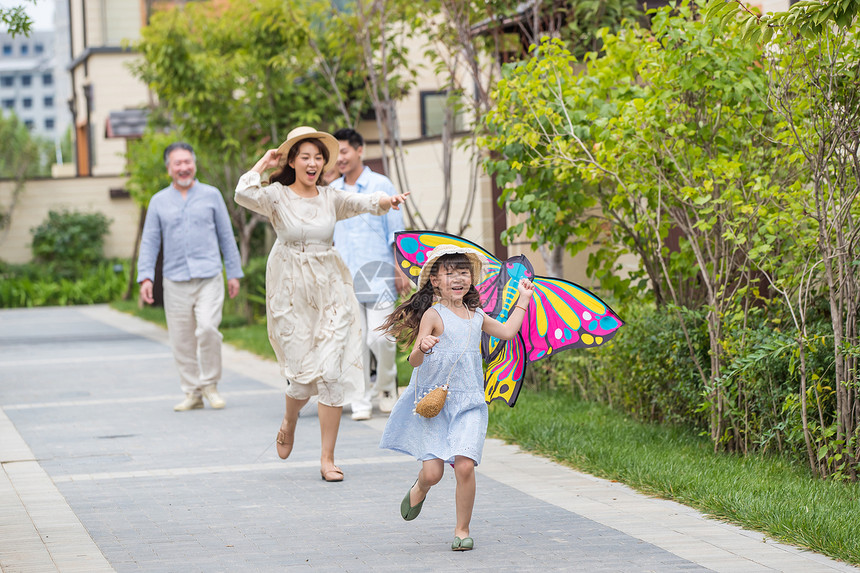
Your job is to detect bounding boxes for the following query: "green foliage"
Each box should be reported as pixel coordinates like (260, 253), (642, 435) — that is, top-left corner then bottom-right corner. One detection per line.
(134, 0), (357, 163)
(222, 255), (268, 322)
(0, 259), (129, 307)
(483, 0), (843, 460)
(528, 302), (710, 426)
(706, 0), (859, 43)
(706, 0), (860, 478)
(0, 111), (52, 232)
(525, 297), (847, 471)
(1, 1), (33, 37)
(30, 210), (112, 278)
(0, 112), (50, 180)
(125, 129), (175, 208)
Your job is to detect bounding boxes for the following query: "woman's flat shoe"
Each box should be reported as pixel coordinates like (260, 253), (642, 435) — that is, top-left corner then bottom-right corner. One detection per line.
(320, 466), (344, 482)
(400, 480), (426, 521)
(275, 428), (294, 460)
(452, 536), (474, 551)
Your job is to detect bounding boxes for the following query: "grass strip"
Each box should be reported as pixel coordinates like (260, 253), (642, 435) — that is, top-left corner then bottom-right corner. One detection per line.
(488, 389), (860, 565)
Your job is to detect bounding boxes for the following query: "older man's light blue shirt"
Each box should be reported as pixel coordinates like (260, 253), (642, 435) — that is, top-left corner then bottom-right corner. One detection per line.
(332, 166), (404, 305)
(137, 181), (243, 283)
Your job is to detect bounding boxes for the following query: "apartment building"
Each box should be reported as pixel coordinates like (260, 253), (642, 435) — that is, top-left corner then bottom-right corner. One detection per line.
(0, 29), (69, 142)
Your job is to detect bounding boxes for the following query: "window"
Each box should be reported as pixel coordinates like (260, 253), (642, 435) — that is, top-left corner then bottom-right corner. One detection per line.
(2, 45), (11, 55)
(20, 44), (28, 55)
(24, 119), (34, 129)
(420, 91), (466, 138)
(21, 75), (32, 87)
(0, 76), (13, 88)
(1, 99), (14, 109)
(45, 118), (55, 130)
(34, 44), (44, 54)
(22, 97), (32, 109)
(42, 73), (53, 86)
(44, 96), (54, 108)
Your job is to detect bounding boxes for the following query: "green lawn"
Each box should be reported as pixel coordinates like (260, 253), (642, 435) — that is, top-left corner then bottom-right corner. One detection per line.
(111, 301), (860, 566)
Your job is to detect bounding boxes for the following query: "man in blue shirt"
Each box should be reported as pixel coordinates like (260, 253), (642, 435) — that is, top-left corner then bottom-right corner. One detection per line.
(331, 129), (408, 420)
(137, 142), (244, 412)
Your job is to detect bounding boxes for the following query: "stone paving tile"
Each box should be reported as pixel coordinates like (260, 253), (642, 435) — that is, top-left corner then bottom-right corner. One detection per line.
(2, 306), (859, 572)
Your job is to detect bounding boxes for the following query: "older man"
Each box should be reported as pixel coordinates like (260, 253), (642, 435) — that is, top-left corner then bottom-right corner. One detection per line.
(137, 142), (243, 411)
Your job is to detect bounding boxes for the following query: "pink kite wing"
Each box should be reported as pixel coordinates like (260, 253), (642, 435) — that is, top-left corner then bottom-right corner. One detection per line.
(520, 276), (624, 361)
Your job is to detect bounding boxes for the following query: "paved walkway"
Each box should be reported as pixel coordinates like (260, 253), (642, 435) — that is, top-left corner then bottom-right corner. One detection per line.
(0, 305), (857, 573)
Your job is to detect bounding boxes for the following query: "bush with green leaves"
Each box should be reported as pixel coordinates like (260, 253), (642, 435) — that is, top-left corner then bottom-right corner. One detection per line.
(526, 303), (710, 427)
(525, 299), (837, 468)
(221, 255), (268, 324)
(30, 210), (112, 278)
(0, 259), (129, 308)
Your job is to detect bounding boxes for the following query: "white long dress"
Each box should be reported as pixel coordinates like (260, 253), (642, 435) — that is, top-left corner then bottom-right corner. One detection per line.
(234, 171), (387, 405)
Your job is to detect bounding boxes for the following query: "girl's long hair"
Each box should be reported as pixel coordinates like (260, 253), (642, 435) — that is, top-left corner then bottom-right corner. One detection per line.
(379, 253), (482, 347)
(266, 137), (330, 186)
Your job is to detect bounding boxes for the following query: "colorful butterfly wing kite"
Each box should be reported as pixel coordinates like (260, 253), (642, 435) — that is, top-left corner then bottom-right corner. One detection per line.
(393, 230), (624, 408)
(523, 276), (624, 360)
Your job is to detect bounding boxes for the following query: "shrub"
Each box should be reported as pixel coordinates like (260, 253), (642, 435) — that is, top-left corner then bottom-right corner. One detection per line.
(222, 255), (268, 324)
(524, 299), (839, 466)
(0, 259), (129, 308)
(526, 303), (710, 427)
(30, 210), (112, 278)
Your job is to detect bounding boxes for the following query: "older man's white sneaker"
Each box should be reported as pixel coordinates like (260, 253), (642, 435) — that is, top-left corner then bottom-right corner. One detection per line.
(174, 394), (203, 411)
(201, 385), (226, 409)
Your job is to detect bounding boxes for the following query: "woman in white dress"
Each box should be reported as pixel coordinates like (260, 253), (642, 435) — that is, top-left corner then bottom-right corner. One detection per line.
(234, 126), (408, 481)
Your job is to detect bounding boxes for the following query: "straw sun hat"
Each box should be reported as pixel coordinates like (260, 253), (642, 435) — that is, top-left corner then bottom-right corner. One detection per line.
(417, 244), (486, 290)
(276, 126), (339, 172)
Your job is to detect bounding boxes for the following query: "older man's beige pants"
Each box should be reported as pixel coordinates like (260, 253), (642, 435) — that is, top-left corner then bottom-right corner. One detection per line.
(163, 275), (225, 395)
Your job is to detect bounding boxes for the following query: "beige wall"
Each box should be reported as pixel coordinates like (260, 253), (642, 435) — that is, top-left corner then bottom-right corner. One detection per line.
(89, 54), (149, 176)
(0, 177), (139, 264)
(69, 53), (149, 177)
(80, 0), (142, 47)
(756, 0), (791, 13)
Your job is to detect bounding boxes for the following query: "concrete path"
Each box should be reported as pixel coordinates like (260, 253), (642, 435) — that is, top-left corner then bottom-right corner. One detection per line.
(0, 305), (857, 573)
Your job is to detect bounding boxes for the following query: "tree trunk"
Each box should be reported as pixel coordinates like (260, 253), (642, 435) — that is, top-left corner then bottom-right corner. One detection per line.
(124, 206), (147, 300)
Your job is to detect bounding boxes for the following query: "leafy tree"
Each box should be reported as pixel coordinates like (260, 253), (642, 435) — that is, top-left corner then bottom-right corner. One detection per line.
(0, 111), (50, 242)
(1, 0), (33, 37)
(484, 1), (800, 453)
(132, 0), (348, 263)
(420, 0), (641, 258)
(707, 0), (860, 480)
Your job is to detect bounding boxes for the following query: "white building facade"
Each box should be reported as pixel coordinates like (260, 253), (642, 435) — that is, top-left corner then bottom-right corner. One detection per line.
(0, 30), (68, 141)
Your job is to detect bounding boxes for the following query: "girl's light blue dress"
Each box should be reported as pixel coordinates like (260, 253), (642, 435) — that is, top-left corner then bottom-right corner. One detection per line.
(380, 304), (489, 465)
